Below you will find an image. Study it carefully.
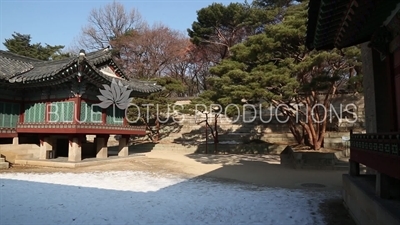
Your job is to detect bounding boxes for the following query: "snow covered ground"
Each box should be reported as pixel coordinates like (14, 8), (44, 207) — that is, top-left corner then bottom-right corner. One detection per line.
(0, 171), (336, 225)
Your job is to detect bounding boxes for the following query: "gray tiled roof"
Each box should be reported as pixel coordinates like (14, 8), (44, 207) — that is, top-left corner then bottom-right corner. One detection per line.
(0, 49), (163, 93)
(9, 57), (76, 83)
(85, 49), (113, 65)
(0, 50), (42, 79)
(122, 78), (164, 93)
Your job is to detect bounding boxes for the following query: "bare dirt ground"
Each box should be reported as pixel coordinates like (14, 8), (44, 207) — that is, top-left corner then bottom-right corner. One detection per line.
(1, 149), (355, 225)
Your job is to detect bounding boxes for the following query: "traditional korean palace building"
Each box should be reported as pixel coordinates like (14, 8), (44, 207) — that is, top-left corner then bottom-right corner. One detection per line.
(0, 48), (162, 161)
(307, 0), (400, 224)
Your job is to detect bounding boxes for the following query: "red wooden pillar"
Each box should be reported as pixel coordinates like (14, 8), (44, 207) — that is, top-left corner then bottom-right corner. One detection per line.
(102, 109), (107, 124)
(19, 102), (25, 123)
(45, 102), (50, 123)
(74, 96), (82, 124)
(123, 115), (128, 126)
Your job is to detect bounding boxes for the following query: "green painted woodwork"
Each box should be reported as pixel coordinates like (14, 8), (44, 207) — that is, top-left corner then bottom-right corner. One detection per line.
(49, 101), (74, 123)
(0, 89), (21, 101)
(0, 102), (20, 128)
(24, 102), (45, 123)
(350, 134), (400, 156)
(80, 102), (102, 123)
(106, 106), (124, 125)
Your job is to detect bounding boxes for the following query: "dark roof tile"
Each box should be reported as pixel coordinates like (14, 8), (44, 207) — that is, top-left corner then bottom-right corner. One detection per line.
(2, 48), (163, 94)
(10, 57), (76, 82)
(0, 50), (42, 79)
(85, 48), (113, 65)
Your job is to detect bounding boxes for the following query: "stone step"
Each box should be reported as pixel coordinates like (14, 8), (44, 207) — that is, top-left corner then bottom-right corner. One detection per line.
(0, 144), (40, 151)
(0, 157), (4, 162)
(337, 157), (350, 163)
(15, 154), (34, 160)
(299, 165), (331, 170)
(0, 162), (9, 169)
(334, 165), (349, 171)
(0, 148), (37, 152)
(333, 157), (349, 170)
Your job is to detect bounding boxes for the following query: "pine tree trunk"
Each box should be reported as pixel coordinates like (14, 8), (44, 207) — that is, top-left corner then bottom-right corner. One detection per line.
(314, 130), (327, 150)
(303, 132), (311, 147)
(314, 140), (322, 150)
(289, 124), (304, 144)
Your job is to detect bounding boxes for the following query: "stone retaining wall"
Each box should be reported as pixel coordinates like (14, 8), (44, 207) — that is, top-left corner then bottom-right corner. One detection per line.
(0, 144), (40, 163)
(139, 94), (365, 147)
(280, 146), (349, 170)
(142, 114), (354, 149)
(132, 142), (288, 155)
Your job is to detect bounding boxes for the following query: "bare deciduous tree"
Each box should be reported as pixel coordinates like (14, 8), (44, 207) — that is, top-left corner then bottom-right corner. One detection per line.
(112, 23), (188, 80)
(76, 0), (145, 51)
(180, 44), (215, 94)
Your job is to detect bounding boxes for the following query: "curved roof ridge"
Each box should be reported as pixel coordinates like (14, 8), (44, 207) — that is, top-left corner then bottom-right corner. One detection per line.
(0, 50), (44, 63)
(8, 57), (78, 83)
(0, 50), (39, 79)
(1, 48), (163, 94)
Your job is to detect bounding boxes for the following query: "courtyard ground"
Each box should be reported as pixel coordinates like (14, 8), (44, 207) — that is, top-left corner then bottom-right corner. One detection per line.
(0, 149), (355, 225)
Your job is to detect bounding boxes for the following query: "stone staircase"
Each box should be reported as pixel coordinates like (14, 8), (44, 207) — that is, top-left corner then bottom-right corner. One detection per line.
(0, 157), (9, 169)
(0, 144), (39, 163)
(291, 156), (350, 171)
(133, 141), (288, 155)
(146, 114), (351, 150)
(334, 157), (350, 171)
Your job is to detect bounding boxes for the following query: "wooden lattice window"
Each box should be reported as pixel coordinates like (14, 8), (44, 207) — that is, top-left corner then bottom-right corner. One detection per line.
(49, 101), (74, 123)
(0, 102), (20, 128)
(80, 102), (102, 123)
(24, 103), (45, 123)
(106, 106), (124, 125)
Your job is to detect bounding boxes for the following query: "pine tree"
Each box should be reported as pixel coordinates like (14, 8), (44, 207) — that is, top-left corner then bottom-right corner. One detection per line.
(126, 77), (186, 142)
(192, 1), (362, 150)
(3, 32), (70, 60)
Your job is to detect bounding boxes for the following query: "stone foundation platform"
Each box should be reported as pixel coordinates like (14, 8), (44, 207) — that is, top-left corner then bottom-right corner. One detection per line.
(343, 174), (400, 225)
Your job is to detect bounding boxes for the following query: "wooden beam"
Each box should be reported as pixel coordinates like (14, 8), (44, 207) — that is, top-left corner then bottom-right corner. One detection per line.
(351, 148), (400, 180)
(334, 0), (359, 47)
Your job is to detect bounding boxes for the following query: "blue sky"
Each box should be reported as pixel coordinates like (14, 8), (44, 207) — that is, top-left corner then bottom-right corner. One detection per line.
(0, 0), (249, 51)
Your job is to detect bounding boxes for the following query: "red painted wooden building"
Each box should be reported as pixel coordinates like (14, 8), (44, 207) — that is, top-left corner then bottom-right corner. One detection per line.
(0, 48), (162, 161)
(307, 0), (400, 224)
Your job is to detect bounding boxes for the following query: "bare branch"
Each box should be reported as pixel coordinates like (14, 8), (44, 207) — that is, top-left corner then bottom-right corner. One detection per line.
(74, 0), (146, 51)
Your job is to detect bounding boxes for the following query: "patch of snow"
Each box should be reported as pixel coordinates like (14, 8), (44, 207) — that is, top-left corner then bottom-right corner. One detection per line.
(1, 171), (332, 225)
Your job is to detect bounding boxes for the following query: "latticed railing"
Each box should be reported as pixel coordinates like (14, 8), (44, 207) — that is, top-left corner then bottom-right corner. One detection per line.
(16, 122), (146, 135)
(351, 133), (400, 156)
(0, 127), (17, 135)
(350, 133), (400, 179)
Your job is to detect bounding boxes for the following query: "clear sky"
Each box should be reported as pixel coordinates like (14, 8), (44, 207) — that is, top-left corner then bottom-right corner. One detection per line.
(0, 0), (249, 51)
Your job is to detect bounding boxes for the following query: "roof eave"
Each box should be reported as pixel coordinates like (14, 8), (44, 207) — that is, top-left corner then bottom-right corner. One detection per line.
(306, 0), (323, 50)
(307, 0), (400, 51)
